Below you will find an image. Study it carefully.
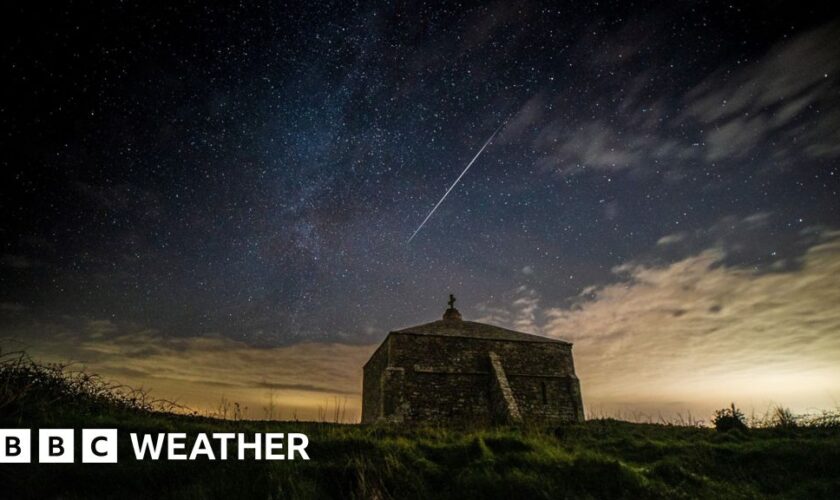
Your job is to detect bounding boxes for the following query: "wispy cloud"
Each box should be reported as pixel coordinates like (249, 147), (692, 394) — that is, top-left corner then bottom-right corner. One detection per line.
(1, 254), (43, 269)
(656, 232), (687, 246)
(11, 224), (840, 421)
(474, 285), (541, 334)
(14, 325), (376, 421)
(501, 20), (840, 178)
(469, 217), (840, 417)
(544, 226), (840, 415)
(549, 121), (643, 172)
(682, 21), (840, 163)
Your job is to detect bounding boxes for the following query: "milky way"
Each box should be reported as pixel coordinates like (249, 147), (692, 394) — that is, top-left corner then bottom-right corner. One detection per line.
(2, 1), (840, 416)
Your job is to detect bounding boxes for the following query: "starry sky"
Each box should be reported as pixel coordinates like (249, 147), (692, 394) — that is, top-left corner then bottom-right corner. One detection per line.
(2, 1), (839, 421)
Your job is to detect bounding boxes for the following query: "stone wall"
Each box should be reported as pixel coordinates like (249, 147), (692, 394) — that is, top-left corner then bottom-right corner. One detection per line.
(361, 340), (388, 423)
(361, 331), (584, 425)
(507, 374), (583, 423)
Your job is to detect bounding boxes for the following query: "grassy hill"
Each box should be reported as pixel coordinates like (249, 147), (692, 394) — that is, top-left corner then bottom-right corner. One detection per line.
(2, 351), (839, 499)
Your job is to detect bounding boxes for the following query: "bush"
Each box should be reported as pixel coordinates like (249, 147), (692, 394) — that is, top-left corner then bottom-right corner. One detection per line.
(712, 403), (748, 432)
(0, 348), (181, 423)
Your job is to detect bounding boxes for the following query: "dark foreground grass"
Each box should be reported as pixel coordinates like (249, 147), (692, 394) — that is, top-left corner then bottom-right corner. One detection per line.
(2, 352), (839, 499)
(3, 413), (840, 499)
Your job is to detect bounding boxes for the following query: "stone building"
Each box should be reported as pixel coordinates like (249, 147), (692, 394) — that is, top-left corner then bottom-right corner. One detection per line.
(362, 297), (584, 425)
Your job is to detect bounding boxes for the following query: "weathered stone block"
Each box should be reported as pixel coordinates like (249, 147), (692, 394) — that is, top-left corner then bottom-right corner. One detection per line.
(362, 308), (584, 426)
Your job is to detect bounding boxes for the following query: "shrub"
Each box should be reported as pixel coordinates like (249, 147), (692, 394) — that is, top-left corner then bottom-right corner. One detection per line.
(0, 348), (182, 422)
(712, 403), (748, 432)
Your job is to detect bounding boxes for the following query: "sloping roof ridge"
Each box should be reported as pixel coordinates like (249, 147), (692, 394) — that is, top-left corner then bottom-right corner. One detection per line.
(394, 319), (570, 344)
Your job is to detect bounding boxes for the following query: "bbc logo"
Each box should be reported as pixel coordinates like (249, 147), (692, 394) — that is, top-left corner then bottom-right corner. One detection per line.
(1, 429), (118, 463)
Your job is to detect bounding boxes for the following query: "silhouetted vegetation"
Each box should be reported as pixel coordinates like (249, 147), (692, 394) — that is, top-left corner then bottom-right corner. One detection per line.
(1, 349), (184, 425)
(2, 351), (839, 499)
(712, 402), (748, 433)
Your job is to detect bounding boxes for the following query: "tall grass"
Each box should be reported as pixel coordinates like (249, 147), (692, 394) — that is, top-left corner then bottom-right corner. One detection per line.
(3, 349), (840, 499)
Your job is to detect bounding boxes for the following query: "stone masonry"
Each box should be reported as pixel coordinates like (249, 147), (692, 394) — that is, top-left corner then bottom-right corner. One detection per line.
(362, 300), (584, 425)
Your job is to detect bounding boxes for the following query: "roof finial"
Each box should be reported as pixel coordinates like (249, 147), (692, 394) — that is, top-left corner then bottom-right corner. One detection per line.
(443, 293), (462, 321)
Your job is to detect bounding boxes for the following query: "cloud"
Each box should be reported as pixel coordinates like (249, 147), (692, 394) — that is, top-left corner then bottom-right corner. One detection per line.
(11, 225), (840, 421)
(683, 21), (840, 162)
(544, 227), (840, 416)
(13, 324), (376, 422)
(643, 212), (823, 274)
(498, 93), (547, 145)
(0, 302), (27, 313)
(550, 122), (643, 171)
(510, 286), (540, 333)
(656, 232), (686, 246)
(474, 285), (541, 334)
(501, 20), (839, 180)
(467, 216), (840, 418)
(683, 23), (838, 124)
(704, 115), (770, 162)
(1, 254), (43, 269)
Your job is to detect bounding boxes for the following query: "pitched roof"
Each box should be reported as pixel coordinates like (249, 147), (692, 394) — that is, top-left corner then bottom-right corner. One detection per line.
(393, 319), (570, 345)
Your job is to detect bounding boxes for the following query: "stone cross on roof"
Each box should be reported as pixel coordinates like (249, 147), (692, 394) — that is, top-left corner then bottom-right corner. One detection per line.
(443, 293), (462, 321)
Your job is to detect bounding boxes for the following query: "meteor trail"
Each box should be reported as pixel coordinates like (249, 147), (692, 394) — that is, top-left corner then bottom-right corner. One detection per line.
(407, 122), (505, 243)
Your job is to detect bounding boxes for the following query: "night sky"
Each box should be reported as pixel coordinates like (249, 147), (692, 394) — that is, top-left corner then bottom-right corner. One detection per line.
(2, 2), (839, 420)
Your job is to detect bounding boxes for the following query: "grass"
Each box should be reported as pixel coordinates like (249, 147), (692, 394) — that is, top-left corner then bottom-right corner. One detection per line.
(2, 349), (839, 499)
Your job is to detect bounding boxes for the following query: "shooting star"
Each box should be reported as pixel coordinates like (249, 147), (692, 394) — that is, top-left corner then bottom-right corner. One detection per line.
(407, 122), (505, 243)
